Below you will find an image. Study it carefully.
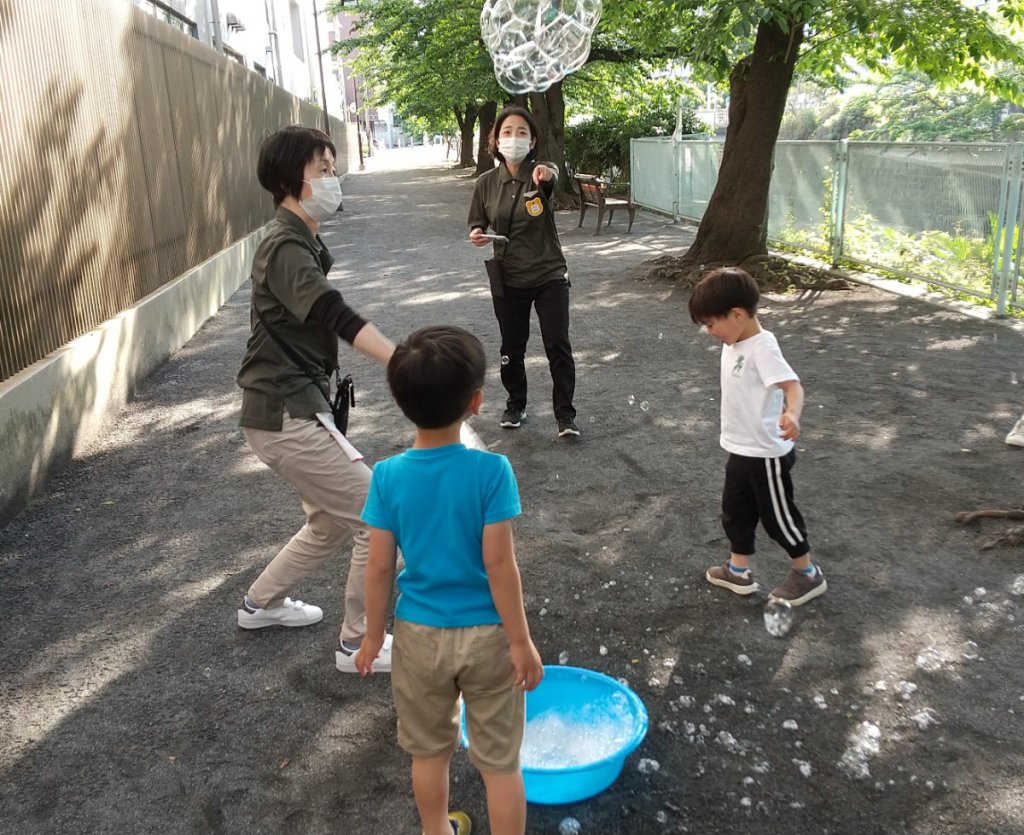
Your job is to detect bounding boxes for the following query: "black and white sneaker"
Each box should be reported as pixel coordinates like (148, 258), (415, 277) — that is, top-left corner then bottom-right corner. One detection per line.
(500, 407), (526, 428)
(557, 417), (581, 438)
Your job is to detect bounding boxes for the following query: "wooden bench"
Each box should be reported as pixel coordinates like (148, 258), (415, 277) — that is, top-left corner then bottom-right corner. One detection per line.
(574, 174), (637, 235)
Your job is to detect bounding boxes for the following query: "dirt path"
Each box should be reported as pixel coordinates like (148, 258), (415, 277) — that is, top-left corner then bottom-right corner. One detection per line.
(2, 146), (1024, 834)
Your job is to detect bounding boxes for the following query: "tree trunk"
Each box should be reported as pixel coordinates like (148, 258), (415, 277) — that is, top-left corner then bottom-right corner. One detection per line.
(457, 103), (478, 168)
(684, 19), (804, 267)
(474, 100), (498, 176)
(529, 82), (573, 201)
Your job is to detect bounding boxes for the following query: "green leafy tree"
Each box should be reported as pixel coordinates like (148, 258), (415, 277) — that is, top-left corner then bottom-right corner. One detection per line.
(564, 64), (704, 178)
(329, 0), (699, 191)
(328, 0), (504, 171)
(672, 0), (1024, 271)
(819, 68), (1024, 141)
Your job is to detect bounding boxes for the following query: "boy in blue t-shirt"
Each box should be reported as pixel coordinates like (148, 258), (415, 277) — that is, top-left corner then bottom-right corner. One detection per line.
(356, 325), (543, 835)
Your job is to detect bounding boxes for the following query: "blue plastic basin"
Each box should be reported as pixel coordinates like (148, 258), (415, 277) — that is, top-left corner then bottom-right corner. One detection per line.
(461, 665), (648, 805)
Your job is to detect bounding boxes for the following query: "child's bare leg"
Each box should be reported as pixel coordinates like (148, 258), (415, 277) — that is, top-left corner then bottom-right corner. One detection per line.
(412, 752), (453, 835)
(729, 552), (751, 570)
(480, 768), (526, 835)
(790, 552), (811, 571)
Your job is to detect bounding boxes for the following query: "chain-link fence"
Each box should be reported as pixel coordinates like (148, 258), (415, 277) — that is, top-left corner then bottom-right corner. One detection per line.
(631, 137), (1024, 314)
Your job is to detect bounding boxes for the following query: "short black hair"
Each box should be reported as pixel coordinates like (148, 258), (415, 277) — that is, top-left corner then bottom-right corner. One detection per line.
(387, 326), (487, 429)
(688, 267), (760, 323)
(256, 125), (336, 206)
(489, 106), (540, 165)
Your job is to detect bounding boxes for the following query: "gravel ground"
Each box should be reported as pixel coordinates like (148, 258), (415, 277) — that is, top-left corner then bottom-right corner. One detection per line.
(2, 145), (1024, 835)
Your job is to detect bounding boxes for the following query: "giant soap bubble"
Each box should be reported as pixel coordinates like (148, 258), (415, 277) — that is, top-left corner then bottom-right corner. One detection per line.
(480, 0), (602, 93)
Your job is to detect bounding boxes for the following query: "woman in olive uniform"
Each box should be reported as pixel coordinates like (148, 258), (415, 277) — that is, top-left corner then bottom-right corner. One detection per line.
(468, 106), (580, 438)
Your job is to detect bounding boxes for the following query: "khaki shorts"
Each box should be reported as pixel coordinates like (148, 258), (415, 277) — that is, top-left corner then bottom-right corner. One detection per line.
(392, 620), (524, 773)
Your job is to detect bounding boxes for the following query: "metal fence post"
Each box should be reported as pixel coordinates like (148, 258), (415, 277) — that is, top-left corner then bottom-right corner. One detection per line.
(830, 139), (848, 267)
(995, 143), (1023, 317)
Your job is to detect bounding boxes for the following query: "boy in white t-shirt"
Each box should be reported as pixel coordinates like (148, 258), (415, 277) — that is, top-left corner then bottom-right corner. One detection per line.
(688, 267), (827, 606)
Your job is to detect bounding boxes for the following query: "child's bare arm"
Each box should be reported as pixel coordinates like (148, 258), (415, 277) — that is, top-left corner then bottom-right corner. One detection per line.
(776, 379), (805, 441)
(482, 520), (544, 691)
(355, 527), (397, 675)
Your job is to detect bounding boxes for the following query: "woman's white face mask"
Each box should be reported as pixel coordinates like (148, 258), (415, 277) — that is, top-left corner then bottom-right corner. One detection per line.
(300, 176), (343, 222)
(498, 136), (532, 164)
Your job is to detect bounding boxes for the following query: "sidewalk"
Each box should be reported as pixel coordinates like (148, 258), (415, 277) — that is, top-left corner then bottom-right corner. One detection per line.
(2, 149), (1024, 834)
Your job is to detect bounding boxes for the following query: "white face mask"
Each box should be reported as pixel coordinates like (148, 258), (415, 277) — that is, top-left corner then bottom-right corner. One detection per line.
(498, 136), (532, 164)
(300, 176), (343, 222)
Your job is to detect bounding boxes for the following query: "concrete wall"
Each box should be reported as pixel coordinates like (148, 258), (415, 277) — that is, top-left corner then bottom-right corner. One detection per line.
(0, 228), (264, 528)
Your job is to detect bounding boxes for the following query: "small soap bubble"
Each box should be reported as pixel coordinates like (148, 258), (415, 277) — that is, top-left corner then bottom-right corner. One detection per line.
(599, 645), (608, 656)
(639, 400), (650, 412)
(558, 817), (582, 835)
(627, 394), (636, 406)
(558, 651), (569, 665)
(763, 599), (794, 637)
(962, 640), (979, 661)
(782, 719), (799, 731)
(637, 757), (660, 774)
(1011, 575), (1024, 596)
(737, 653), (752, 666)
(655, 810), (668, 824)
(915, 646), (947, 673)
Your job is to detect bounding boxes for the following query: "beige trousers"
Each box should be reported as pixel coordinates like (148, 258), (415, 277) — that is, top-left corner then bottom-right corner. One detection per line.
(243, 414), (371, 643)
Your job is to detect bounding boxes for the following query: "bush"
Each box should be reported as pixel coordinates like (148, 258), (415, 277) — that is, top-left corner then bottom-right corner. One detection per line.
(565, 104), (704, 182)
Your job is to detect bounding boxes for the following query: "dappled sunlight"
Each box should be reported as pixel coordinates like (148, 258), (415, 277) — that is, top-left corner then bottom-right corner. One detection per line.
(399, 289), (477, 306)
(231, 454), (272, 476)
(925, 336), (984, 351)
(843, 423), (903, 450)
(2, 555), (244, 769)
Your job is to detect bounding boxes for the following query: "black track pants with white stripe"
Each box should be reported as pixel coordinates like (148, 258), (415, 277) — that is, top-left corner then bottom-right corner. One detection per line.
(721, 450), (810, 559)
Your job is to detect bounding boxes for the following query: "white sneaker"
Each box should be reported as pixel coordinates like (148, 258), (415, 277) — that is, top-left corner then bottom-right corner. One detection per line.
(1006, 416), (1024, 447)
(336, 633), (393, 673)
(237, 597), (324, 629)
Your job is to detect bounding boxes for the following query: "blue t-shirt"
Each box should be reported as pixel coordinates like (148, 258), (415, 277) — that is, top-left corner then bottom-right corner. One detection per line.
(361, 443), (522, 628)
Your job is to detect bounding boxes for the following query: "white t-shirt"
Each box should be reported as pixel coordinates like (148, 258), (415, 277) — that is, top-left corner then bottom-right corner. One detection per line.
(719, 330), (798, 458)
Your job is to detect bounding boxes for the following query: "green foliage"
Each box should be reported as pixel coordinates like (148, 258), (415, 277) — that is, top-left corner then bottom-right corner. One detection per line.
(816, 71), (1007, 141)
(327, 0), (499, 132)
(778, 206), (1003, 299)
(563, 66), (704, 177)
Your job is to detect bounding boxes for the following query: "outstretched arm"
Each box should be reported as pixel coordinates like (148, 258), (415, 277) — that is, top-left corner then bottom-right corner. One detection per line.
(482, 520), (544, 691)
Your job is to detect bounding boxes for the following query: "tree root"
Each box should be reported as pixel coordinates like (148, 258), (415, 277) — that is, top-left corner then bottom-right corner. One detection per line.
(955, 509), (1024, 525)
(981, 525), (1024, 550)
(954, 508), (1024, 550)
(640, 253), (852, 293)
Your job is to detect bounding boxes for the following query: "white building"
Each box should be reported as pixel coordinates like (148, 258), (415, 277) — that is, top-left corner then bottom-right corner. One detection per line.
(131, 0), (350, 123)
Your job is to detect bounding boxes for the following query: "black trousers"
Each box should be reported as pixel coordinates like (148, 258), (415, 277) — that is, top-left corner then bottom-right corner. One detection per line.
(491, 279), (576, 421)
(721, 450), (810, 559)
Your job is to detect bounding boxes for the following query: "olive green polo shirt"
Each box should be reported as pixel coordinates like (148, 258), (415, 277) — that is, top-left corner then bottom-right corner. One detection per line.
(467, 161), (568, 289)
(237, 207), (341, 430)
